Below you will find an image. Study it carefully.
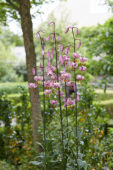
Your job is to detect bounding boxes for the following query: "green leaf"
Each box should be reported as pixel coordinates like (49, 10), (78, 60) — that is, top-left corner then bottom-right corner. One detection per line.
(36, 142), (44, 149)
(30, 161), (43, 166)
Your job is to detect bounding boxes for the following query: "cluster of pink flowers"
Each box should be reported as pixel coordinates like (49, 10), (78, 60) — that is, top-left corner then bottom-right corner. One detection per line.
(60, 72), (71, 80)
(79, 66), (87, 72)
(77, 75), (84, 80)
(28, 83), (37, 89)
(34, 76), (43, 81)
(50, 100), (57, 105)
(66, 81), (75, 87)
(28, 24), (88, 108)
(72, 53), (80, 59)
(44, 89), (52, 95)
(64, 98), (75, 107)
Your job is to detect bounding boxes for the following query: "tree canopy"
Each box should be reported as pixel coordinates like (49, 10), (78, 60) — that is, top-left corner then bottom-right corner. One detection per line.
(0, 0), (54, 24)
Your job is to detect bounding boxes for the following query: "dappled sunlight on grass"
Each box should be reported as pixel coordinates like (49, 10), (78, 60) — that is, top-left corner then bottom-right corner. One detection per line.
(7, 93), (21, 98)
(96, 89), (113, 94)
(94, 99), (113, 105)
(95, 89), (113, 101)
(95, 89), (113, 117)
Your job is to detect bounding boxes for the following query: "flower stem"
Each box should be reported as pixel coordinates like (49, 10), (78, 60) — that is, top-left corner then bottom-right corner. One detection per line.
(53, 23), (65, 169)
(72, 28), (78, 169)
(42, 52), (47, 170)
(64, 64), (69, 142)
(39, 33), (47, 170)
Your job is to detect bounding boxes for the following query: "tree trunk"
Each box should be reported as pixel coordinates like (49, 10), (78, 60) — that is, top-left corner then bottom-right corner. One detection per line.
(19, 0), (42, 150)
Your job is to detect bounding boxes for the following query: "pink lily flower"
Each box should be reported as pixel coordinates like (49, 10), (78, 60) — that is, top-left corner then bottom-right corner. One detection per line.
(44, 89), (52, 95)
(66, 81), (75, 87)
(65, 27), (70, 33)
(59, 55), (64, 65)
(47, 68), (53, 76)
(72, 53), (81, 59)
(61, 72), (71, 80)
(79, 66), (86, 71)
(58, 36), (61, 41)
(51, 49), (54, 59)
(44, 81), (53, 88)
(52, 82), (60, 88)
(46, 36), (50, 42)
(77, 75), (84, 80)
(65, 47), (70, 54)
(69, 61), (78, 68)
(50, 100), (57, 105)
(34, 76), (43, 81)
(65, 98), (75, 106)
(62, 55), (70, 62)
(58, 45), (64, 52)
(80, 57), (87, 62)
(77, 41), (81, 48)
(41, 50), (44, 56)
(28, 83), (37, 89)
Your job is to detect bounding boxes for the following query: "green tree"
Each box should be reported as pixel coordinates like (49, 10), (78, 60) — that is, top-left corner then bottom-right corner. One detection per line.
(0, 40), (23, 82)
(80, 17), (113, 76)
(106, 0), (113, 12)
(0, 27), (23, 46)
(0, 0), (54, 150)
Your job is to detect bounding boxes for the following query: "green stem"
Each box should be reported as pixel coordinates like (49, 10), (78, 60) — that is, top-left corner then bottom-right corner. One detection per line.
(72, 28), (78, 169)
(64, 63), (69, 142)
(53, 23), (65, 169)
(39, 34), (47, 170)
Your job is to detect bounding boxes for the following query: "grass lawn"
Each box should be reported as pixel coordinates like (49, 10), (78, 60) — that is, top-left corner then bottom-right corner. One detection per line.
(95, 89), (113, 118)
(0, 82), (113, 118)
(7, 89), (113, 117)
(0, 82), (28, 94)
